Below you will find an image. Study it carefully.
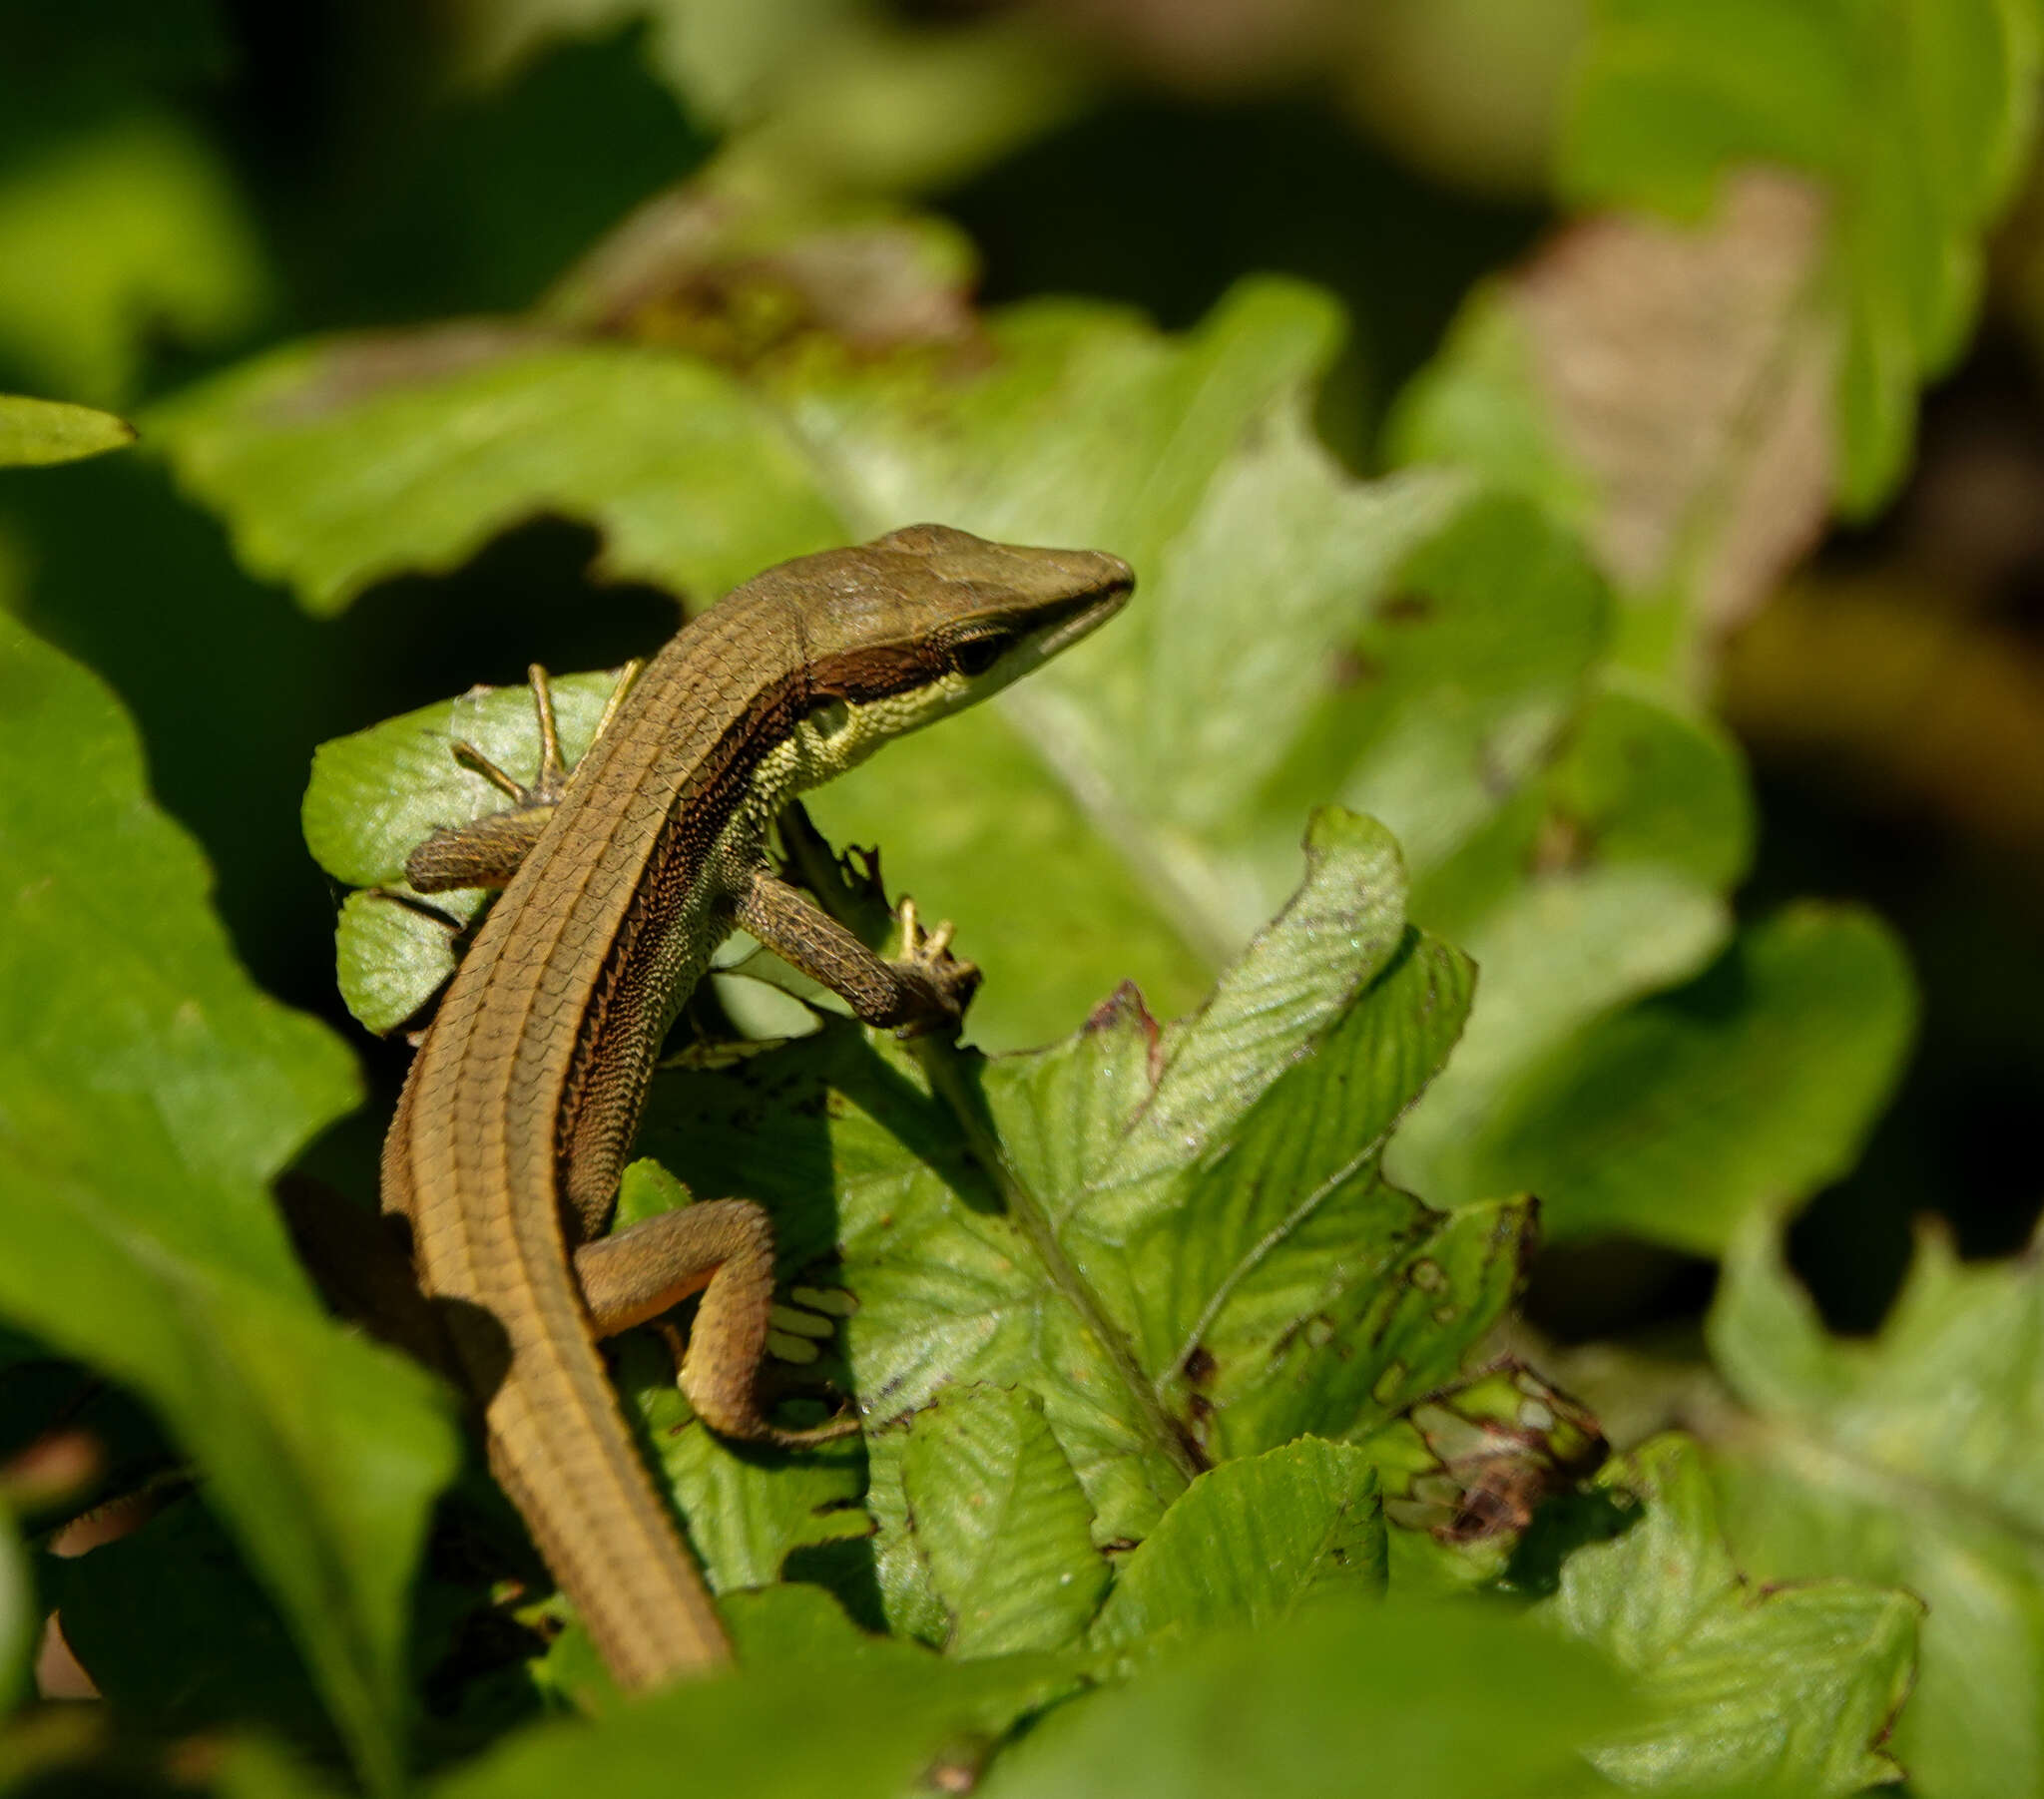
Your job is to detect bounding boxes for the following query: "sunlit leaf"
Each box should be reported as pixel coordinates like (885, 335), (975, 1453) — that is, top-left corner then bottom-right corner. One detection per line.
(631, 811), (1523, 1638)
(153, 334), (838, 617)
(1705, 1222), (2044, 1799)
(1392, 171), (1834, 676)
(1388, 681), (1750, 1210)
(1091, 1438), (1385, 1651)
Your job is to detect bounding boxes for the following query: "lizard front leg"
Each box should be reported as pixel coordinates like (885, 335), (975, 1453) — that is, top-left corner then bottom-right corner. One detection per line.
(734, 866), (979, 1034)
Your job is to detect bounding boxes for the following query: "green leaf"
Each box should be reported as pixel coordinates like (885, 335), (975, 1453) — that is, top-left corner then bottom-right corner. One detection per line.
(720, 1580), (1080, 1705)
(1704, 1223), (2044, 1799)
(1423, 905), (1914, 1252)
(1559, 0), (2041, 514)
(632, 811), (1526, 1637)
(203, 1738), (355, 1799)
(304, 668), (633, 1030)
(152, 335), (840, 617)
(790, 294), (1609, 1039)
(1397, 3), (2042, 678)
(901, 1385), (1110, 1656)
(432, 1613), (1082, 1799)
(0, 111), (269, 404)
(1551, 1434), (1918, 1794)
(599, 1163), (874, 1606)
(0, 394), (133, 467)
(980, 1592), (1635, 1799)
(1388, 680), (1751, 1209)
(332, 891), (461, 1036)
(1091, 1437), (1385, 1652)
(303, 669), (625, 889)
(0, 618), (457, 1794)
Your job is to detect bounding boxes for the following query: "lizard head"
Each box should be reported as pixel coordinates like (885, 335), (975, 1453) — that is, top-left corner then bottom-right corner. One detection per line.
(758, 522), (1134, 775)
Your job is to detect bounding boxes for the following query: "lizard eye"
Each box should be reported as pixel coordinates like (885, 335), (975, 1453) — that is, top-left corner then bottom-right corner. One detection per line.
(948, 636), (1004, 677)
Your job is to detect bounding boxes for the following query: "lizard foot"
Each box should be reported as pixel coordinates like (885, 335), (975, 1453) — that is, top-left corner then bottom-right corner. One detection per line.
(408, 661), (642, 893)
(890, 896), (981, 1036)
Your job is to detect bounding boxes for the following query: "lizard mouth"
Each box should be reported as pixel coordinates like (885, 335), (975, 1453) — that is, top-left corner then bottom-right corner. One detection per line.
(1027, 565), (1134, 663)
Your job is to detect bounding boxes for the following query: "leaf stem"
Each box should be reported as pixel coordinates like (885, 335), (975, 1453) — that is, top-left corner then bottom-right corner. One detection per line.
(906, 1033), (1203, 1486)
(778, 801), (1203, 1487)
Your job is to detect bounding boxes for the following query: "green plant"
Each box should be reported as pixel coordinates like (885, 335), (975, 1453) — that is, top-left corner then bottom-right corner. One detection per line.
(4, 3), (2042, 1795)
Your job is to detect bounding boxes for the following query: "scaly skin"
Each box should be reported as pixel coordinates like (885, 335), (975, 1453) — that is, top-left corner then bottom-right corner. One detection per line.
(379, 525), (1132, 1687)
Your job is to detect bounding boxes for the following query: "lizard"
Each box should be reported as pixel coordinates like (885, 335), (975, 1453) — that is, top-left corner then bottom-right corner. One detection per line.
(378, 523), (1133, 1691)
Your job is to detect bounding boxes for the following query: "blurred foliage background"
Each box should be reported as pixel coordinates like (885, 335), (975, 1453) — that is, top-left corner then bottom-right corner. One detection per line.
(6, 0), (2040, 1347)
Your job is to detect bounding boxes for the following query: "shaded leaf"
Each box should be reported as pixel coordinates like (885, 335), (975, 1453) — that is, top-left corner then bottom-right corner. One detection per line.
(603, 1160), (873, 1598)
(206, 1739), (354, 1799)
(1705, 1222), (2044, 1799)
(1552, 1434), (1918, 1795)
(620, 1329), (870, 1597)
(0, 394), (133, 468)
(980, 1592), (1634, 1799)
(0, 618), (457, 1794)
(0, 0), (232, 104)
(0, 1506), (24, 1712)
(49, 1499), (341, 1764)
(1091, 1437), (1385, 1651)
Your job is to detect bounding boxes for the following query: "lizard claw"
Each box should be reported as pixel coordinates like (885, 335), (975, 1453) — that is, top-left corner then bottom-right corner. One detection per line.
(892, 897), (980, 1035)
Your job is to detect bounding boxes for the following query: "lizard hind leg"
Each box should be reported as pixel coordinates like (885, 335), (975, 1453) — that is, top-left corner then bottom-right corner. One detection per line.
(573, 1200), (859, 1449)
